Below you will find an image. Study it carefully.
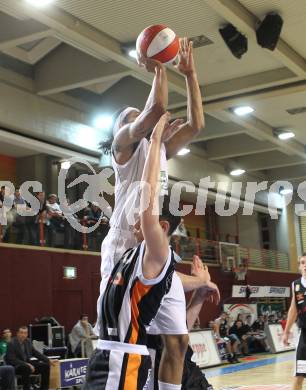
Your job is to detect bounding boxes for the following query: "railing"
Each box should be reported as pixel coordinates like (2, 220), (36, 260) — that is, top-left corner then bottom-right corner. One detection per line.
(1, 220), (290, 271)
(172, 237), (290, 271)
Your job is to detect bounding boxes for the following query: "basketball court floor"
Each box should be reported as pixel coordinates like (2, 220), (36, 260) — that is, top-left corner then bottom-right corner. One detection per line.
(205, 351), (305, 390)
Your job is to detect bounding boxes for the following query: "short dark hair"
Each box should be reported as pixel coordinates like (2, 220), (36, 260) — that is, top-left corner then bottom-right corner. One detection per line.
(159, 195), (181, 236)
(17, 326), (28, 332)
(99, 106), (130, 155)
(80, 314), (88, 320)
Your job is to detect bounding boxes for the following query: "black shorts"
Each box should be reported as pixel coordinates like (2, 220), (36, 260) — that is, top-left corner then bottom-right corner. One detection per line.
(296, 328), (306, 377)
(83, 349), (151, 389)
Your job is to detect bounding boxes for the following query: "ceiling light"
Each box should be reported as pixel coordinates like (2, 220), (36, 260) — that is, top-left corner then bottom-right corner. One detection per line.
(25, 0), (54, 6)
(278, 131), (295, 140)
(279, 187), (293, 196)
(93, 115), (113, 130)
(177, 148), (190, 156)
(61, 161), (71, 170)
(128, 49), (137, 59)
(233, 106), (254, 116)
(230, 169), (245, 176)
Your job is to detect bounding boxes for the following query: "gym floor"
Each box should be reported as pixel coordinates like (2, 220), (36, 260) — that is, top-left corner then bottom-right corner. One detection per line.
(205, 352), (305, 390)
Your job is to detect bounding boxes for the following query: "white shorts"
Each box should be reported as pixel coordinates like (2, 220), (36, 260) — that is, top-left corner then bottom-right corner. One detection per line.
(95, 229), (187, 336)
(148, 271), (187, 335)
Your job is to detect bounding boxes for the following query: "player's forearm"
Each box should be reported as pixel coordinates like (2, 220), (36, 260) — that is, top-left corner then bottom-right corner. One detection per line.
(284, 305), (297, 333)
(186, 289), (207, 330)
(185, 72), (204, 133)
(176, 271), (206, 292)
(140, 138), (161, 229)
(145, 65), (168, 112)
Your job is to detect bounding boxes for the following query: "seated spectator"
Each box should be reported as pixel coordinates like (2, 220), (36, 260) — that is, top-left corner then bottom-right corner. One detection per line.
(252, 315), (265, 332)
(268, 314), (278, 324)
(0, 365), (15, 390)
(229, 320), (252, 356)
(214, 312), (240, 363)
(247, 315), (270, 352)
(5, 325), (56, 390)
(69, 315), (96, 358)
(0, 329), (12, 358)
(84, 203), (109, 251)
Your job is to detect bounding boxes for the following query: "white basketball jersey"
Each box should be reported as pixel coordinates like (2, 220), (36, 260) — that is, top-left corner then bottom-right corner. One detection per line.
(109, 138), (168, 232)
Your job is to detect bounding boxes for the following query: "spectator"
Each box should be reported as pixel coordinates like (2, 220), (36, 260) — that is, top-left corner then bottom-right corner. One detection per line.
(84, 203), (110, 251)
(229, 320), (252, 356)
(268, 314), (278, 324)
(5, 325), (56, 390)
(248, 315), (270, 352)
(69, 315), (96, 358)
(0, 365), (15, 390)
(46, 194), (65, 245)
(0, 329), (12, 358)
(252, 315), (265, 332)
(26, 192), (48, 246)
(214, 312), (240, 363)
(12, 188), (27, 244)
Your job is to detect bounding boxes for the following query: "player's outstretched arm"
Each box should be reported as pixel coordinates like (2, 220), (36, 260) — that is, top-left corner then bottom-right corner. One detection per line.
(140, 112), (171, 279)
(165, 38), (204, 159)
(282, 288), (297, 345)
(113, 61), (168, 154)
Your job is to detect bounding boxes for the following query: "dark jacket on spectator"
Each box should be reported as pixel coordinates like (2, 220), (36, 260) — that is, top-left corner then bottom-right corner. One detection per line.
(5, 337), (49, 367)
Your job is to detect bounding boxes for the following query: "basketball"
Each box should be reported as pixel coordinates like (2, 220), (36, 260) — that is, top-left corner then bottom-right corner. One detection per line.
(136, 24), (180, 64)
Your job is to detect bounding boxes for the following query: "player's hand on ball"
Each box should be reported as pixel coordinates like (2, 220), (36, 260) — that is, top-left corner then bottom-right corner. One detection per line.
(139, 57), (164, 73)
(174, 37), (195, 76)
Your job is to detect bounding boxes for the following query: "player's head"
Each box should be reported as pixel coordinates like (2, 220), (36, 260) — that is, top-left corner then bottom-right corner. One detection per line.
(298, 253), (306, 275)
(133, 195), (181, 242)
(99, 106), (140, 154)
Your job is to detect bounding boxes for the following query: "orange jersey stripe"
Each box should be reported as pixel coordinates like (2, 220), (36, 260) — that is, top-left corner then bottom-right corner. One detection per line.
(129, 280), (152, 344)
(123, 353), (142, 390)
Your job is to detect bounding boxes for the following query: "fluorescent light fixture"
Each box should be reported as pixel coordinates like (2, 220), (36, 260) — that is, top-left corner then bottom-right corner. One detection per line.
(25, 0), (54, 6)
(61, 161), (71, 170)
(63, 266), (77, 279)
(93, 115), (113, 130)
(128, 49), (137, 59)
(280, 188), (293, 196)
(233, 106), (254, 116)
(278, 131), (295, 140)
(230, 169), (245, 176)
(177, 148), (190, 156)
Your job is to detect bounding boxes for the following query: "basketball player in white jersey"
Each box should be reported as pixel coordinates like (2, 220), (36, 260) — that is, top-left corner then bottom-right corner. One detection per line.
(96, 38), (209, 388)
(86, 112), (187, 390)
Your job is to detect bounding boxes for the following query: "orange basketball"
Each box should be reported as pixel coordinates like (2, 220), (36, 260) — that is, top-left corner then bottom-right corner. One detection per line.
(136, 24), (180, 63)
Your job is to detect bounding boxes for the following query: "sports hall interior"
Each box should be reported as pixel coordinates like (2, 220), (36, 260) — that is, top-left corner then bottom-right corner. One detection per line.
(1, 1), (306, 389)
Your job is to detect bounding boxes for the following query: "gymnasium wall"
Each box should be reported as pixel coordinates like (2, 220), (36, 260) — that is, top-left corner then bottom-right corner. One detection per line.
(0, 154), (16, 183)
(0, 245), (299, 333)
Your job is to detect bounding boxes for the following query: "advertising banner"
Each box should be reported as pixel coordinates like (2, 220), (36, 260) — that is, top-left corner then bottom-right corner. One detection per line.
(189, 330), (221, 368)
(60, 358), (88, 387)
(232, 285), (290, 298)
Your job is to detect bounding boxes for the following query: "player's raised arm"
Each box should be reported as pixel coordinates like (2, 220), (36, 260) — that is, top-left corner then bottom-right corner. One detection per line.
(113, 60), (168, 155)
(165, 38), (204, 159)
(140, 112), (171, 277)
